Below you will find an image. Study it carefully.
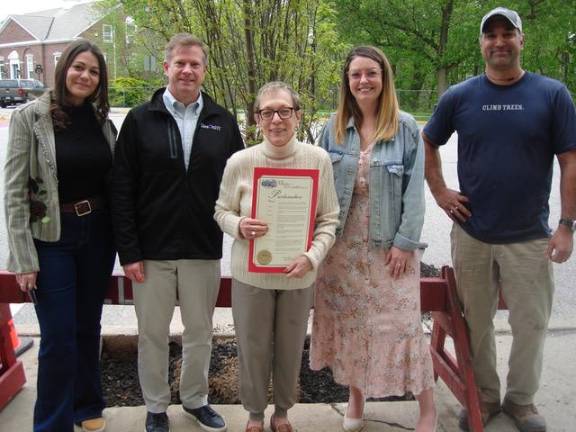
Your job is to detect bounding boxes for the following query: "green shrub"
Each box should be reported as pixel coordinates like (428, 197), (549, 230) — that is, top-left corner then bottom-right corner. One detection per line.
(109, 77), (157, 108)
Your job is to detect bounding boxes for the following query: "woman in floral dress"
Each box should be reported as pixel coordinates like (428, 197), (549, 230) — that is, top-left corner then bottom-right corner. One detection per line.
(310, 46), (436, 432)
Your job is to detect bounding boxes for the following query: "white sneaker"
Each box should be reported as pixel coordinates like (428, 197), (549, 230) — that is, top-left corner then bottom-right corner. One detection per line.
(343, 414), (364, 432)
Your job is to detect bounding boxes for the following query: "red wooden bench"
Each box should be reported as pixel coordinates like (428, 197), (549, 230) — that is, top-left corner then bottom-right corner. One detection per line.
(0, 267), (495, 431)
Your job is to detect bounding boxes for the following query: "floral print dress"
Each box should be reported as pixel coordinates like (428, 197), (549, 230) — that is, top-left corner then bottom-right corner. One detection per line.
(310, 146), (434, 397)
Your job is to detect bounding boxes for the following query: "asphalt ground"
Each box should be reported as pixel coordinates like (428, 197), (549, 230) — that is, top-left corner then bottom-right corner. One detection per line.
(2, 330), (576, 431)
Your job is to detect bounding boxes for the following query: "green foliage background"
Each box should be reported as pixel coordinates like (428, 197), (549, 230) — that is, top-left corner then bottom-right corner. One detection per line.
(104, 0), (575, 141)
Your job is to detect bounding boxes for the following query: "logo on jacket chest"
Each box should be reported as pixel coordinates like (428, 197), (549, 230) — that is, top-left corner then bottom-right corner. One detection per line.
(200, 123), (222, 131)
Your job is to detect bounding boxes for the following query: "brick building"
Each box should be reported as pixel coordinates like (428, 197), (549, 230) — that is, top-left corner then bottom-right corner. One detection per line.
(0, 2), (138, 88)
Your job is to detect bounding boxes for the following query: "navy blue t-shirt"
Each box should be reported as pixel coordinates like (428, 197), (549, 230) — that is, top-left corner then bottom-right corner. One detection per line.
(424, 72), (576, 243)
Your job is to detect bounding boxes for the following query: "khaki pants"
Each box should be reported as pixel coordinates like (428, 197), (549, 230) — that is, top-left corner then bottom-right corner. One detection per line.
(451, 224), (553, 405)
(232, 279), (313, 421)
(133, 259), (220, 413)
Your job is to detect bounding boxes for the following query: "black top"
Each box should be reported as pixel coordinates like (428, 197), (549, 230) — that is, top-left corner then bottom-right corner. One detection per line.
(55, 103), (112, 204)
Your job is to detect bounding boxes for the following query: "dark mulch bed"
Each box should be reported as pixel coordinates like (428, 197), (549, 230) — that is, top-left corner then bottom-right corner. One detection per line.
(102, 338), (412, 407)
(101, 263), (440, 407)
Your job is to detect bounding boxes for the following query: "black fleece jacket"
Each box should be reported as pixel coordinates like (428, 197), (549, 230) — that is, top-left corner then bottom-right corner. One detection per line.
(111, 88), (244, 265)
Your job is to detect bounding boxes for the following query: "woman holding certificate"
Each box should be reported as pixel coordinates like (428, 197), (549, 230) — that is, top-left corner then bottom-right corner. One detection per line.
(4, 40), (116, 432)
(310, 46), (437, 432)
(215, 81), (339, 432)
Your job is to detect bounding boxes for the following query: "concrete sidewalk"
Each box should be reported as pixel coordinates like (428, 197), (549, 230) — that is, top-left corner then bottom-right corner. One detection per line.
(2, 322), (575, 431)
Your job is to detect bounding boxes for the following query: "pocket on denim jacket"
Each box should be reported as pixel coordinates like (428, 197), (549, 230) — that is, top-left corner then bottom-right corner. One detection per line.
(386, 164), (404, 176)
(383, 163), (404, 242)
(328, 150), (344, 163)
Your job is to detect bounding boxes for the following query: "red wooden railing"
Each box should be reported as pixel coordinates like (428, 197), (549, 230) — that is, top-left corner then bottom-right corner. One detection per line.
(0, 267), (503, 431)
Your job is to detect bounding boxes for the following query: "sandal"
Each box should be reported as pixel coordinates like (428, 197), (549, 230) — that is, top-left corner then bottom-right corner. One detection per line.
(245, 420), (264, 432)
(270, 415), (294, 432)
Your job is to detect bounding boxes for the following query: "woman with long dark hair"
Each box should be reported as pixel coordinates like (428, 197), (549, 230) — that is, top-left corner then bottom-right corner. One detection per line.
(4, 39), (116, 432)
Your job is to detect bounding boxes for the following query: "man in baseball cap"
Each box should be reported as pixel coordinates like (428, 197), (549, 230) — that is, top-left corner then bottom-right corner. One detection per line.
(424, 6), (576, 432)
(480, 6), (522, 34)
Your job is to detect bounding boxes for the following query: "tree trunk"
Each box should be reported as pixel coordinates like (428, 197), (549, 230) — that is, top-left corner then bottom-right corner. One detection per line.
(436, 0), (453, 96)
(243, 0), (257, 135)
(437, 67), (448, 96)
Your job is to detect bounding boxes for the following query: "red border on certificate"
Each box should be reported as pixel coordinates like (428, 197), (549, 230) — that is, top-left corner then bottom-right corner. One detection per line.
(248, 167), (319, 273)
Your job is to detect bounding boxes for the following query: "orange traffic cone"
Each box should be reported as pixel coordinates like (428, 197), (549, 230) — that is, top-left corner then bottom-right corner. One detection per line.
(7, 312), (33, 356)
(0, 303), (27, 409)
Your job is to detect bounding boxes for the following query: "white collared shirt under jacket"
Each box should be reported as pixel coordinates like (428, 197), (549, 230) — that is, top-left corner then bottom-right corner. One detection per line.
(162, 89), (203, 170)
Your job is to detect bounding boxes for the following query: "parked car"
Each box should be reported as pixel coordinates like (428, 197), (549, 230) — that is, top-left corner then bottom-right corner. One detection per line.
(0, 79), (47, 107)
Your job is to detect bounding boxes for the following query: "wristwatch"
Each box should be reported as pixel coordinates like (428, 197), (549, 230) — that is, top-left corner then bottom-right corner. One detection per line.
(559, 218), (576, 232)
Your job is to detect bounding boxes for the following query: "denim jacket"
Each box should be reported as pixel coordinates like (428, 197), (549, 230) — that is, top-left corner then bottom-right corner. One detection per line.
(318, 112), (426, 251)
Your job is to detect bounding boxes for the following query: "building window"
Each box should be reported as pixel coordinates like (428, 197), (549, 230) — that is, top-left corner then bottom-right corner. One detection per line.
(125, 17), (136, 44)
(0, 57), (4, 79)
(103, 24), (114, 43)
(26, 54), (34, 79)
(54, 52), (62, 66)
(144, 55), (158, 72)
(8, 50), (20, 79)
(10, 62), (20, 79)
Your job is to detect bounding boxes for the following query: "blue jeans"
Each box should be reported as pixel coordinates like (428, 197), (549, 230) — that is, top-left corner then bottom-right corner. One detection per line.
(33, 210), (115, 432)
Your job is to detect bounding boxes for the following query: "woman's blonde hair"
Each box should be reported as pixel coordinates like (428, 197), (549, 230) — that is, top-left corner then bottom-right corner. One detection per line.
(334, 46), (399, 144)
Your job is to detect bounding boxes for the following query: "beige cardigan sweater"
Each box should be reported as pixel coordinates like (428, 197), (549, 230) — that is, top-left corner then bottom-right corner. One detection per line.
(214, 136), (339, 290)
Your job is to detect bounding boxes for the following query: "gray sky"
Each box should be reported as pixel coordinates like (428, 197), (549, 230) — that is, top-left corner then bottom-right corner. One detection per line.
(0, 0), (83, 22)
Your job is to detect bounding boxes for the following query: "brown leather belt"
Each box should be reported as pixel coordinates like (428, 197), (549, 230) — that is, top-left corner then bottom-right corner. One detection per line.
(60, 197), (106, 216)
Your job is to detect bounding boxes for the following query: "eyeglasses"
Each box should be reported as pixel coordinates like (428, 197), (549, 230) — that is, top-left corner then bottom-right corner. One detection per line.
(256, 107), (296, 120)
(348, 70), (381, 81)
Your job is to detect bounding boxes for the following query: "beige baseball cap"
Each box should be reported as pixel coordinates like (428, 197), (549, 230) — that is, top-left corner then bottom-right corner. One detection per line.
(480, 7), (522, 34)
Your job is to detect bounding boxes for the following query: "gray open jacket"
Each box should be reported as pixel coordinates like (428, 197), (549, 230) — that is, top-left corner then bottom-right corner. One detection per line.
(318, 112), (426, 251)
(3, 92), (116, 273)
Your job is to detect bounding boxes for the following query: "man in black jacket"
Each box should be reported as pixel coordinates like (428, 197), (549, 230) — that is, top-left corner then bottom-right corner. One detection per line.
(111, 33), (244, 432)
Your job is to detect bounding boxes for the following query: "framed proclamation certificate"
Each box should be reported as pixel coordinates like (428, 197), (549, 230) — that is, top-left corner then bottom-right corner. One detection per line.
(249, 167), (319, 273)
